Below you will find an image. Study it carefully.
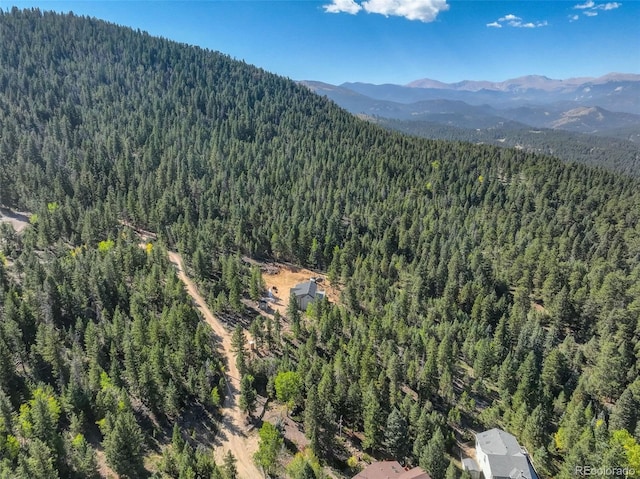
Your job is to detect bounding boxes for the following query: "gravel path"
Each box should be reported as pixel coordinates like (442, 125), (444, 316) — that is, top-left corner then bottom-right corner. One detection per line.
(167, 252), (262, 479)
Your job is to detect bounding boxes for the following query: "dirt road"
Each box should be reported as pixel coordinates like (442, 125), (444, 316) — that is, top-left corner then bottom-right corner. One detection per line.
(167, 252), (262, 479)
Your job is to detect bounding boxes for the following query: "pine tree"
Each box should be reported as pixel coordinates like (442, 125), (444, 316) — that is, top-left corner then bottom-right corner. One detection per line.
(419, 428), (447, 479)
(231, 325), (247, 376)
(273, 310), (282, 346)
(222, 450), (238, 479)
(171, 422), (185, 453)
(288, 294), (302, 339)
(239, 374), (257, 417)
(383, 408), (410, 462)
(512, 351), (539, 410)
(522, 404), (547, 451)
(102, 410), (144, 478)
(362, 385), (382, 452)
(67, 433), (100, 479)
(304, 385), (320, 454)
(591, 336), (624, 401)
(445, 460), (459, 479)
(19, 439), (60, 479)
(541, 348), (567, 398)
(249, 265), (264, 301)
(609, 386), (637, 433)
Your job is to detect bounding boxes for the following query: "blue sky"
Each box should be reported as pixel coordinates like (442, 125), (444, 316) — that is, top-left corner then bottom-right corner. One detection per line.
(4, 0), (639, 84)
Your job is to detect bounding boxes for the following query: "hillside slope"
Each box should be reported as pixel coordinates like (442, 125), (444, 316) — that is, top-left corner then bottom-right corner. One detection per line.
(301, 81), (640, 175)
(1, 8), (640, 478)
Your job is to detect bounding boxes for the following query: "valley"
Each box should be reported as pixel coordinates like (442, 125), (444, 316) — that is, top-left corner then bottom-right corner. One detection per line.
(301, 76), (640, 175)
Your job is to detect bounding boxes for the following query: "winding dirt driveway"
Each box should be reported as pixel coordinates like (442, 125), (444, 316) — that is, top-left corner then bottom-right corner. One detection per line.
(167, 252), (261, 479)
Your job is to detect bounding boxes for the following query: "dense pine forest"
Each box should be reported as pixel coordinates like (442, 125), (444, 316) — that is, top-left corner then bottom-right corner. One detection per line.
(1, 8), (640, 478)
(372, 117), (640, 177)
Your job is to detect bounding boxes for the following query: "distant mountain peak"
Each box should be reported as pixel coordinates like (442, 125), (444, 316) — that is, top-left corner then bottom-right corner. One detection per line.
(405, 73), (640, 92)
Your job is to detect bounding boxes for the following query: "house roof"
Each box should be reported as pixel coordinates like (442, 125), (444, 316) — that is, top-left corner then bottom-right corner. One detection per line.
(477, 429), (522, 456)
(398, 468), (431, 479)
(290, 280), (317, 298)
(476, 429), (537, 479)
(462, 457), (482, 472)
(352, 461), (431, 479)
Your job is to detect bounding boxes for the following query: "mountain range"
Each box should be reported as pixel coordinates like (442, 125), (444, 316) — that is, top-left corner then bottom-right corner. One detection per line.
(301, 74), (640, 133)
(300, 74), (640, 175)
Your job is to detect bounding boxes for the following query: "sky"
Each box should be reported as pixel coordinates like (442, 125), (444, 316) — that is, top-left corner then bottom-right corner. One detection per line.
(4, 0), (640, 85)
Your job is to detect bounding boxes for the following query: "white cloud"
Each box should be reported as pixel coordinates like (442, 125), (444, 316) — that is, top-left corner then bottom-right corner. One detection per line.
(572, 0), (621, 18)
(521, 21), (548, 28)
(596, 2), (621, 10)
(569, 14), (580, 21)
(488, 13), (548, 28)
(499, 14), (521, 22)
(323, 0), (449, 22)
(324, 0), (363, 14)
(574, 0), (595, 8)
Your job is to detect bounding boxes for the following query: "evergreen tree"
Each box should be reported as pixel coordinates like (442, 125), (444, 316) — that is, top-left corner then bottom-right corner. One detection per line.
(419, 428), (447, 479)
(522, 404), (547, 451)
(288, 294), (302, 339)
(445, 460), (459, 479)
(18, 439), (60, 479)
(249, 265), (264, 301)
(102, 409), (144, 478)
(222, 450), (238, 479)
(273, 310), (283, 346)
(384, 408), (410, 462)
(239, 374), (257, 417)
(609, 386), (637, 434)
(591, 336), (625, 401)
(66, 433), (100, 479)
(304, 385), (321, 454)
(231, 325), (247, 376)
(362, 385), (383, 452)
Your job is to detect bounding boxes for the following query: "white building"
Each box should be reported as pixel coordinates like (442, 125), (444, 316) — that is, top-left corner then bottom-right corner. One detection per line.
(467, 429), (538, 479)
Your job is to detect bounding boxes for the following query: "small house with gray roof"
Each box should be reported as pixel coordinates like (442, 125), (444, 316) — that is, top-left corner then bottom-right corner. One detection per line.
(289, 278), (325, 310)
(465, 428), (538, 479)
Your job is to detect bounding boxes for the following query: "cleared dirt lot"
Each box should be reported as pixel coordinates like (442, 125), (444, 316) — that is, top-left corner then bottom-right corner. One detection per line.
(0, 207), (30, 233)
(259, 262), (341, 315)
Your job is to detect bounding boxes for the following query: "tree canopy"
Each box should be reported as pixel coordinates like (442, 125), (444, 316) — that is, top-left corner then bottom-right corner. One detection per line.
(1, 8), (640, 477)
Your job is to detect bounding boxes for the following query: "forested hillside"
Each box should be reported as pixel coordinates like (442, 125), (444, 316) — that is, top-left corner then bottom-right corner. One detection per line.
(371, 117), (640, 177)
(1, 8), (640, 478)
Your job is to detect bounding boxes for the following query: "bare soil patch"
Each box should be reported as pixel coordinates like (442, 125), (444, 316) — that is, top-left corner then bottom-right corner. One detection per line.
(258, 262), (341, 315)
(0, 207), (30, 233)
(262, 405), (310, 453)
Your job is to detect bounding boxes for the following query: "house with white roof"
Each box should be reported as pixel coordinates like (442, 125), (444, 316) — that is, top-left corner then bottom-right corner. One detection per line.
(464, 428), (538, 479)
